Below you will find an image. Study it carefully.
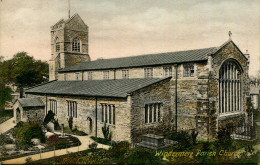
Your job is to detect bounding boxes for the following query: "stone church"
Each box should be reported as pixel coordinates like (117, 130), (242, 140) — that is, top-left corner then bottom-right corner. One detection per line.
(20, 13), (252, 142)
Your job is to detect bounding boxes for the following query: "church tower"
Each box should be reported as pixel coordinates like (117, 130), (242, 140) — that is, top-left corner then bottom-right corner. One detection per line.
(49, 13), (90, 81)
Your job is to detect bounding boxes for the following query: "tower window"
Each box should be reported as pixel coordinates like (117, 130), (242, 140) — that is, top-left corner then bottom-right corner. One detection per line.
(55, 37), (60, 52)
(72, 38), (80, 52)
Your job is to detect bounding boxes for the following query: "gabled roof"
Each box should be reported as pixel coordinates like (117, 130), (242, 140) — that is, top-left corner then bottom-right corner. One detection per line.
(51, 13), (87, 29)
(18, 97), (45, 108)
(211, 39), (248, 60)
(60, 47), (217, 73)
(25, 78), (170, 98)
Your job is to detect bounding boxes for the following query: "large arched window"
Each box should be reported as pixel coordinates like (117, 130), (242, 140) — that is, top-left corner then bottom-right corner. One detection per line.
(55, 37), (60, 52)
(72, 38), (80, 52)
(219, 60), (242, 114)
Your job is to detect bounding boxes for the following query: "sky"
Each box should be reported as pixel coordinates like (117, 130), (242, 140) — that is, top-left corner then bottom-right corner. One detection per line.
(0, 0), (259, 76)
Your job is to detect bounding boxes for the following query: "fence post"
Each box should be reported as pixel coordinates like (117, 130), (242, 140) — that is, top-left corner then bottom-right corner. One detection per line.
(54, 146), (55, 157)
(40, 148), (41, 160)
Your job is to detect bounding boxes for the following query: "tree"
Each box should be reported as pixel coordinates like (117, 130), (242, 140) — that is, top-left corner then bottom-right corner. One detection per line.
(0, 52), (48, 98)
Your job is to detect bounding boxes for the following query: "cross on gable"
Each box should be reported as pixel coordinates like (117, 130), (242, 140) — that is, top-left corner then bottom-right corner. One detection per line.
(229, 31), (232, 39)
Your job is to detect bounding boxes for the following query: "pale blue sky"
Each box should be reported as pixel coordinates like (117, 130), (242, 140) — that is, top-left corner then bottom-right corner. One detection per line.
(0, 0), (259, 76)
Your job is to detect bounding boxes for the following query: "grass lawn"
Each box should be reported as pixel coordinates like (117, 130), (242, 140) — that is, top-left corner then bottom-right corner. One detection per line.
(63, 126), (88, 136)
(31, 148), (106, 164)
(0, 108), (13, 124)
(90, 136), (112, 146)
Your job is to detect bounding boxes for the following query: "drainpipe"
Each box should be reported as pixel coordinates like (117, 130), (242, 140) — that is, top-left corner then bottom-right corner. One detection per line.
(174, 64), (178, 132)
(95, 97), (98, 137)
(45, 95), (48, 116)
(114, 69), (116, 80)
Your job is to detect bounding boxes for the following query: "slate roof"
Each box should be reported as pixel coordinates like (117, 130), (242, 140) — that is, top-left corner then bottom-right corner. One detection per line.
(25, 78), (170, 98)
(18, 97), (45, 108)
(60, 47), (218, 73)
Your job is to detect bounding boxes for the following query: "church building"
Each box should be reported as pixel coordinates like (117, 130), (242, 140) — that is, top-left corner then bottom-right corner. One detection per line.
(21, 13), (252, 142)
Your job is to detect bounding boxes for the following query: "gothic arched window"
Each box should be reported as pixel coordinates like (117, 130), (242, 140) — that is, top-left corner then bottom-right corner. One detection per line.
(55, 37), (60, 52)
(72, 38), (80, 52)
(219, 60), (242, 114)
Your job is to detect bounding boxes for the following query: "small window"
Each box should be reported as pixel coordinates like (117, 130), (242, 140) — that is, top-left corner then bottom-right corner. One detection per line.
(55, 37), (60, 52)
(103, 71), (109, 80)
(144, 103), (162, 124)
(88, 72), (92, 80)
(122, 70), (129, 79)
(144, 68), (153, 78)
(67, 101), (77, 118)
(72, 38), (80, 52)
(183, 64), (194, 77)
(75, 73), (80, 80)
(164, 66), (172, 77)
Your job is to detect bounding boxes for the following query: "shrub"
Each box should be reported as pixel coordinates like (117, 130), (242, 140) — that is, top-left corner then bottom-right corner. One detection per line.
(191, 130), (198, 145)
(102, 122), (111, 141)
(43, 110), (55, 125)
(45, 134), (60, 147)
(0, 134), (14, 146)
(124, 147), (162, 164)
(216, 128), (232, 149)
(54, 120), (61, 130)
(108, 141), (130, 159)
(25, 157), (33, 164)
(12, 122), (45, 148)
(89, 142), (98, 149)
(68, 117), (73, 130)
(167, 130), (193, 149)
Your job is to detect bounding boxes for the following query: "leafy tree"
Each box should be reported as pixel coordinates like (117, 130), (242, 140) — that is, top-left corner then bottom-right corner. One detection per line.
(0, 52), (48, 98)
(0, 85), (11, 108)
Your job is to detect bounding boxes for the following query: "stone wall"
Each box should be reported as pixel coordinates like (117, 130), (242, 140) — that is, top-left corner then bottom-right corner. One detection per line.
(13, 101), (45, 123)
(58, 62), (207, 81)
(27, 94), (131, 142)
(209, 42), (250, 138)
(23, 107), (45, 123)
(129, 78), (172, 143)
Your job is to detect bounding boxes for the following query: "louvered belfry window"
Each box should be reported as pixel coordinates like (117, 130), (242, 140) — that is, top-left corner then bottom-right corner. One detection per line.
(72, 38), (80, 52)
(219, 60), (242, 114)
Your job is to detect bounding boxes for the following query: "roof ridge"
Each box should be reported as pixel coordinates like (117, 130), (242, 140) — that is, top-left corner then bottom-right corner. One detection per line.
(61, 46), (217, 71)
(65, 13), (79, 23)
(26, 80), (57, 90)
(91, 46), (217, 62)
(52, 19), (65, 27)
